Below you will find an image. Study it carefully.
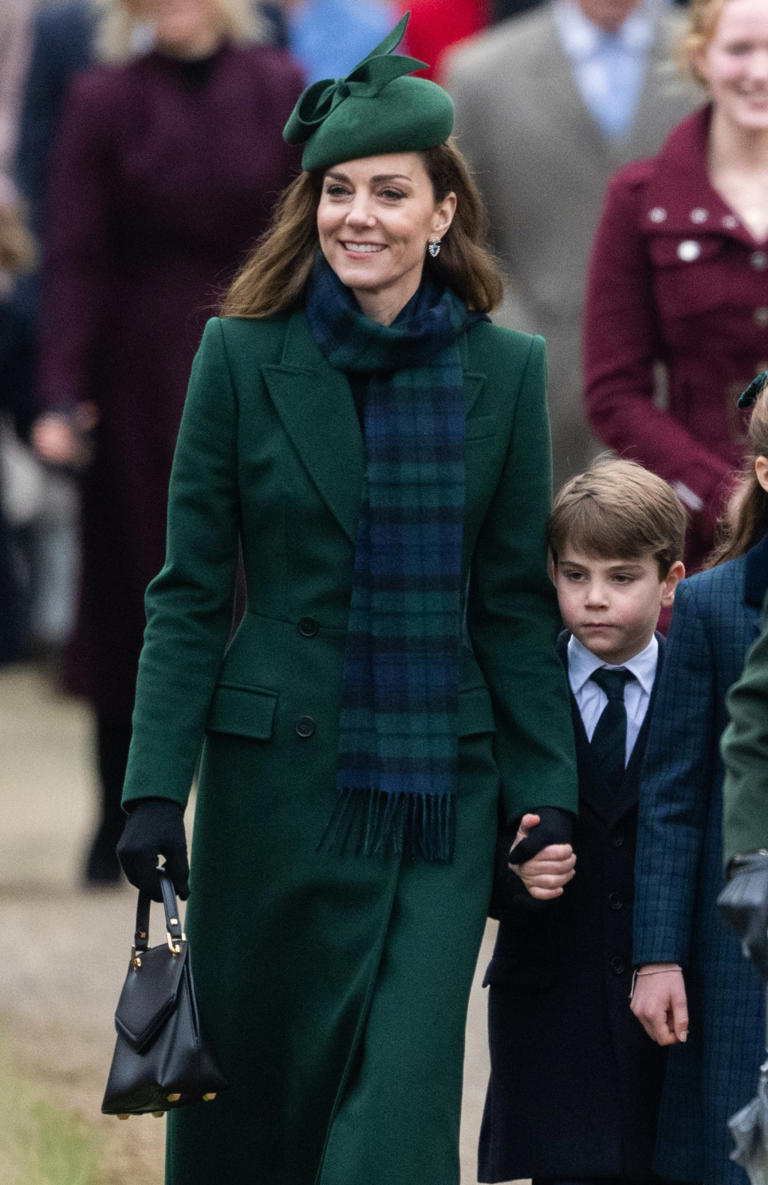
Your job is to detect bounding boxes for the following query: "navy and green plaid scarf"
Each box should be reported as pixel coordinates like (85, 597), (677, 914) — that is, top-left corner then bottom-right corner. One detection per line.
(305, 255), (482, 862)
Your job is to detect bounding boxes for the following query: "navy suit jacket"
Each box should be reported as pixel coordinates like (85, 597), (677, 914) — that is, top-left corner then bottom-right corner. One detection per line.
(479, 632), (667, 1182)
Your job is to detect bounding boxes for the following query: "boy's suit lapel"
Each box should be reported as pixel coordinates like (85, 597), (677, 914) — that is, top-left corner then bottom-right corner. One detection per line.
(261, 311), (487, 545)
(559, 631), (666, 828)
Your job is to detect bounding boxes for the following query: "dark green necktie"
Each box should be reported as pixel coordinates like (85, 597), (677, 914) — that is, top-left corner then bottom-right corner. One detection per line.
(590, 668), (634, 788)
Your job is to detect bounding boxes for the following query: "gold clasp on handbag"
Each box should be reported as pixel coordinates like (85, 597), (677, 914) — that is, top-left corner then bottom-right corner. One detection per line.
(130, 947), (142, 970)
(166, 930), (186, 956)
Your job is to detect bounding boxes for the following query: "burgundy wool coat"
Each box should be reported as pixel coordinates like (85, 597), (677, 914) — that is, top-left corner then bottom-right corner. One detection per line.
(37, 44), (302, 715)
(584, 105), (768, 571)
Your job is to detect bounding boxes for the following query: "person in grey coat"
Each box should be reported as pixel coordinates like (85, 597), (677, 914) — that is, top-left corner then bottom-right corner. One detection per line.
(442, 0), (697, 485)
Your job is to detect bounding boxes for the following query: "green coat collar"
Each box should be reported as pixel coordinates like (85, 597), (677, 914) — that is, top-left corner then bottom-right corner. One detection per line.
(261, 309), (486, 545)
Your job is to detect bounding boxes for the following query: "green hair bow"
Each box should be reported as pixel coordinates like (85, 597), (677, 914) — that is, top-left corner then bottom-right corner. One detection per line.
(283, 14), (427, 147)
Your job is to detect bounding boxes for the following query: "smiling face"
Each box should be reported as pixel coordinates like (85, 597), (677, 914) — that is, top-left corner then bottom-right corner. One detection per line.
(316, 152), (456, 325)
(554, 549), (684, 665)
(693, 0), (768, 131)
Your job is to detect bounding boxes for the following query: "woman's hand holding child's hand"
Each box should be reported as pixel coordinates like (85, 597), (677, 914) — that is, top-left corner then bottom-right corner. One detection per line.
(630, 964), (688, 1046)
(509, 812), (576, 900)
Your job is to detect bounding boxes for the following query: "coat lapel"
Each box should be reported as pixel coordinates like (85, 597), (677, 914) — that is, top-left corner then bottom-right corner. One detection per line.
(262, 312), (364, 544)
(527, 14), (609, 165)
(262, 312), (487, 544)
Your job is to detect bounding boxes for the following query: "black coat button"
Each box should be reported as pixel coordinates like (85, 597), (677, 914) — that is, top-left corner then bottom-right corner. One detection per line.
(295, 715), (316, 738)
(611, 832), (625, 848)
(610, 954), (625, 975)
(298, 617), (319, 638)
(608, 891), (623, 911)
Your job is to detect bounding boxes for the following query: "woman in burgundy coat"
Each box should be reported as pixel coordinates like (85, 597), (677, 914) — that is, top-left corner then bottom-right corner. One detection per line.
(33, 0), (302, 882)
(584, 0), (768, 575)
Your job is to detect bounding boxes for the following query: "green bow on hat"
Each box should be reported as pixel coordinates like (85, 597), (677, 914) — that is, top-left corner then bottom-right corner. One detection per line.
(738, 371), (768, 408)
(283, 13), (455, 172)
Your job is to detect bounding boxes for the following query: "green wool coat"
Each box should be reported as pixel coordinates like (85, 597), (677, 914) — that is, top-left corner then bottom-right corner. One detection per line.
(122, 309), (578, 1185)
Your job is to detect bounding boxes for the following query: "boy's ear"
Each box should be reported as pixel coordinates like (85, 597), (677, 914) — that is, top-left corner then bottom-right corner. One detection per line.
(660, 560), (685, 608)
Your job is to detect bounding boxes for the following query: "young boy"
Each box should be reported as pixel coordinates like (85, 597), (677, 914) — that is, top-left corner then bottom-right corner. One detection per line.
(479, 458), (686, 1185)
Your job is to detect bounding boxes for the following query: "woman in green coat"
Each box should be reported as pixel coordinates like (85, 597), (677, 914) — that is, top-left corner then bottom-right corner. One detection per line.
(116, 16), (578, 1185)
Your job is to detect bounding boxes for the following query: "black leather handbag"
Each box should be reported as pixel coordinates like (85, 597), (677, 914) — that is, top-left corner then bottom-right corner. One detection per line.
(102, 868), (228, 1118)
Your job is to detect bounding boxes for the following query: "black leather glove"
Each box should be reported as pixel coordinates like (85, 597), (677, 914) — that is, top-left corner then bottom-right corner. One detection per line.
(488, 807), (576, 920)
(116, 799), (189, 901)
(717, 850), (768, 981)
(505, 805), (575, 866)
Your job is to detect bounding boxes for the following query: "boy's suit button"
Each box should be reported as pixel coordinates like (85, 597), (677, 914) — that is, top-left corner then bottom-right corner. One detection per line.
(298, 617), (319, 638)
(609, 955), (625, 975)
(608, 891), (623, 911)
(611, 832), (624, 848)
(295, 716), (316, 738)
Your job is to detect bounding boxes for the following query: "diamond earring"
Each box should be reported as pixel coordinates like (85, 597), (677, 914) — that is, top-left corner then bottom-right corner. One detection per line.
(427, 237), (441, 258)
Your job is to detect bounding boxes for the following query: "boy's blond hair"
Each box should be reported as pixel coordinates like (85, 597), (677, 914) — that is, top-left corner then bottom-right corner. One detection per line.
(548, 457), (687, 578)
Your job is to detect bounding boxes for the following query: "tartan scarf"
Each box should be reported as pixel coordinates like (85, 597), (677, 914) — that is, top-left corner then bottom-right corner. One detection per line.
(305, 255), (482, 862)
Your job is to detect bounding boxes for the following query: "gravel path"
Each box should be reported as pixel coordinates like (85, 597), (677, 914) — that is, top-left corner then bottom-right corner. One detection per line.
(0, 662), (494, 1185)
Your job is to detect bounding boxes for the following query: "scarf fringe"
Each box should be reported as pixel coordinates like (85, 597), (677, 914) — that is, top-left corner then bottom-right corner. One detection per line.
(318, 787), (456, 863)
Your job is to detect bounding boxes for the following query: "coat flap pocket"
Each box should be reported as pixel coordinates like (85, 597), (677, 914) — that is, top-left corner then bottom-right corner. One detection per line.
(483, 950), (562, 992)
(465, 413), (496, 442)
(206, 684), (277, 739)
(114, 943), (188, 1053)
(458, 686), (495, 736)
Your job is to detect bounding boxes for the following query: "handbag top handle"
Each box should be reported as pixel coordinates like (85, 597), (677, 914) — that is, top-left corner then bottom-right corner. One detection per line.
(133, 868), (184, 960)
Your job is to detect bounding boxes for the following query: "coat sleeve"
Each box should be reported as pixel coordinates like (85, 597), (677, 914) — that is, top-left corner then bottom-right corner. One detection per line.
(36, 67), (115, 411)
(721, 600), (768, 867)
(466, 331), (578, 826)
(583, 169), (732, 544)
(633, 578), (716, 965)
(122, 318), (241, 809)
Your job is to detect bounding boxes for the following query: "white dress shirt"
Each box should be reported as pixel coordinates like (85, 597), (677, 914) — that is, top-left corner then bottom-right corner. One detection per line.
(567, 633), (659, 766)
(552, 0), (660, 140)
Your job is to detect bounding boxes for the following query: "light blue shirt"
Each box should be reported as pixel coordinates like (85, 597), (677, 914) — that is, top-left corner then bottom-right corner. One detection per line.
(553, 0), (661, 140)
(567, 633), (659, 765)
(286, 0), (397, 84)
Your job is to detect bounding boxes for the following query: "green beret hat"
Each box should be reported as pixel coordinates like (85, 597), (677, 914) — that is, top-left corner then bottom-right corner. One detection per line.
(283, 13), (454, 172)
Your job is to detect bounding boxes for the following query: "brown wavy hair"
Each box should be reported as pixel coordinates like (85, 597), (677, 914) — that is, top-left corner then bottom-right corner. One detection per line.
(220, 138), (504, 318)
(548, 457), (687, 579)
(708, 380), (768, 566)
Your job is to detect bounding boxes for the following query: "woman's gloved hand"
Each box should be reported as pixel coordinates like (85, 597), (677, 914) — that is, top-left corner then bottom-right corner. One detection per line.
(116, 799), (189, 901)
(717, 850), (768, 980)
(506, 805), (575, 865)
(488, 806), (576, 919)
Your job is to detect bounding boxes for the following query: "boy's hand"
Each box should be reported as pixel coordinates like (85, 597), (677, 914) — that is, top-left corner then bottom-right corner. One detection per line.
(630, 964), (688, 1045)
(509, 813), (576, 900)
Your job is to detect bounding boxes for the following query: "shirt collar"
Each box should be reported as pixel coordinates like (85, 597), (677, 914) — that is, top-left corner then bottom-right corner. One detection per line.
(567, 632), (659, 696)
(553, 0), (658, 60)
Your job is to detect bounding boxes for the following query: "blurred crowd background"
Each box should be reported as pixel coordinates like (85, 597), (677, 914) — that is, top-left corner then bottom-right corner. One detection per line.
(0, 0), (707, 892)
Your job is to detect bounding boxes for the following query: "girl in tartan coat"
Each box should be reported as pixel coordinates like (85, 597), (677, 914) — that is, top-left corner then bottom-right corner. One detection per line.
(630, 377), (768, 1185)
